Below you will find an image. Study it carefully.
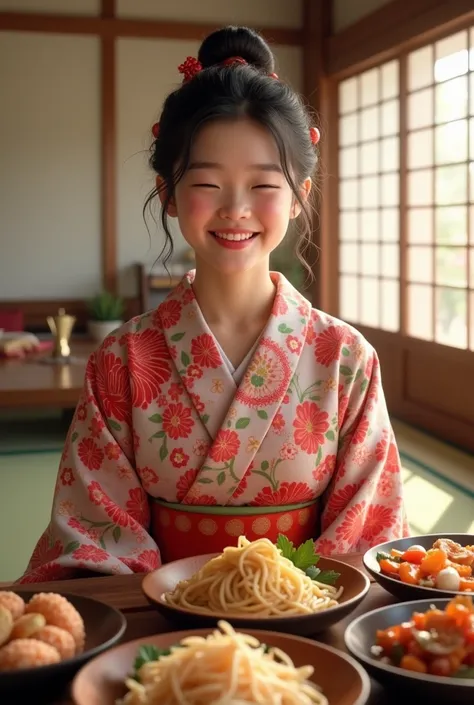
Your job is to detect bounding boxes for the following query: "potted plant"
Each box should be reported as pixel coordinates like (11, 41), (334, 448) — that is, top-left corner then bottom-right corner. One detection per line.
(87, 291), (124, 342)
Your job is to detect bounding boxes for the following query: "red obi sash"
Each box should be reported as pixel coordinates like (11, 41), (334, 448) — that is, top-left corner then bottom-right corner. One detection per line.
(150, 499), (319, 563)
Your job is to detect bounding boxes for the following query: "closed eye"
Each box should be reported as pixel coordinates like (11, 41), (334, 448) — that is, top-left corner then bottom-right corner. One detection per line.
(253, 184), (280, 189)
(191, 183), (219, 188)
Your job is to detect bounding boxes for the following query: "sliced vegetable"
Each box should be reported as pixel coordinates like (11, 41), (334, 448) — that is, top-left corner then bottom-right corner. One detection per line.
(401, 547), (427, 565)
(420, 548), (447, 576)
(399, 562), (420, 585)
(379, 558), (401, 576)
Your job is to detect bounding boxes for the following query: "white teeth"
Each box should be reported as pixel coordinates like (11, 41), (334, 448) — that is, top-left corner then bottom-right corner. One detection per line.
(212, 232), (255, 241)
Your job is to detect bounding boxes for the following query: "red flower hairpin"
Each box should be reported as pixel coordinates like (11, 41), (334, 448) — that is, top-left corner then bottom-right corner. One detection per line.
(309, 127), (320, 145)
(222, 56), (247, 67)
(152, 122), (160, 138)
(178, 56), (203, 82)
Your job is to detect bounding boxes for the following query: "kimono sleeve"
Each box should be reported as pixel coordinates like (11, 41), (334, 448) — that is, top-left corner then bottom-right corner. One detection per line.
(17, 348), (160, 584)
(314, 341), (410, 555)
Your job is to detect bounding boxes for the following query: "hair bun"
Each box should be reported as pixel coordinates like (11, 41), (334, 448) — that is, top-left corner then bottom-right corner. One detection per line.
(197, 26), (275, 74)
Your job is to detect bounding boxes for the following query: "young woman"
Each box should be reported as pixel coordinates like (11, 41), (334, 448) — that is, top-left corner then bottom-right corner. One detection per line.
(19, 26), (409, 583)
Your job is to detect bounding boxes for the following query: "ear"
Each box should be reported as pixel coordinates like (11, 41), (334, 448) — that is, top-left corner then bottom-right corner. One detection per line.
(290, 177), (312, 219)
(156, 175), (178, 217)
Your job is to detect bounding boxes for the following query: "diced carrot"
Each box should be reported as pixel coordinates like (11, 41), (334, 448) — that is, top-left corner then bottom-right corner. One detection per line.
(376, 627), (401, 652)
(412, 612), (426, 630)
(398, 622), (414, 646)
(420, 548), (447, 576)
(446, 601), (471, 627)
(379, 558), (401, 576)
(399, 562), (420, 585)
(402, 548), (426, 565)
(425, 609), (455, 631)
(400, 654), (427, 673)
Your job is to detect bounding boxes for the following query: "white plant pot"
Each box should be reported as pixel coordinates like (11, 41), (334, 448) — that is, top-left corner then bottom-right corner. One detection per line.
(87, 320), (123, 342)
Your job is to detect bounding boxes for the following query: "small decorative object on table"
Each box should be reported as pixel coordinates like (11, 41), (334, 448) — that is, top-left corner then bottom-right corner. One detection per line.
(87, 291), (124, 342)
(46, 308), (76, 361)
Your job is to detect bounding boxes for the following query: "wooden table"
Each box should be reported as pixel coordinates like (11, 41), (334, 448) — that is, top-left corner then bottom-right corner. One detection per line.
(0, 340), (94, 409)
(10, 555), (398, 704)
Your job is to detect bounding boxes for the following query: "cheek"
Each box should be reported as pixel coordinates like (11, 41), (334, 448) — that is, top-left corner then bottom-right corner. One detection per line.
(181, 192), (214, 219)
(255, 192), (292, 220)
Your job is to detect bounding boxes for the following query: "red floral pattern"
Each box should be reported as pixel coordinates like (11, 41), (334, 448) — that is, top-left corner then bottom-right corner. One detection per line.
(95, 351), (131, 424)
(78, 438), (103, 471)
(122, 329), (172, 409)
(20, 270), (408, 583)
(314, 325), (347, 366)
(293, 402), (329, 454)
(209, 430), (240, 463)
(191, 334), (221, 368)
(250, 481), (314, 506)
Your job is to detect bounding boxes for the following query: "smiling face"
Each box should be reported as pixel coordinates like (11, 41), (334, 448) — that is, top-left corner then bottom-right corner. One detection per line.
(162, 118), (311, 277)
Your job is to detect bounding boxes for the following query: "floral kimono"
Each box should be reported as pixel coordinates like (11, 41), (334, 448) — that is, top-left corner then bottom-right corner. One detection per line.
(19, 270), (409, 583)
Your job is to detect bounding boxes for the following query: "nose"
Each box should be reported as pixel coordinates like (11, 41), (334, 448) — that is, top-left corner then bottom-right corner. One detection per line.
(217, 190), (251, 220)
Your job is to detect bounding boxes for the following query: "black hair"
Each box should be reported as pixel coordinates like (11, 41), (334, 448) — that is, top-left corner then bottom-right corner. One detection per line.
(143, 25), (319, 278)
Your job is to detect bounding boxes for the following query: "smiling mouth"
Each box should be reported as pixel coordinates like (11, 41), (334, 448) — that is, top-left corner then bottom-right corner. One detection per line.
(209, 231), (259, 241)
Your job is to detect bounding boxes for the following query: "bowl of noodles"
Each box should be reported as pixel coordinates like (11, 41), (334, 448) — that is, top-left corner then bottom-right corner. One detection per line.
(141, 535), (370, 636)
(71, 619), (371, 705)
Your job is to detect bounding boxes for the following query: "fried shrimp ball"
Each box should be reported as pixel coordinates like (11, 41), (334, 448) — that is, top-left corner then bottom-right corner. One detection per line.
(34, 625), (76, 660)
(25, 593), (85, 653)
(0, 639), (61, 670)
(10, 613), (46, 640)
(0, 592), (25, 621)
(0, 606), (13, 647)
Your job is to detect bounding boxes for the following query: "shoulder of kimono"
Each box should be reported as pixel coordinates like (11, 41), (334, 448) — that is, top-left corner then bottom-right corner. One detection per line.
(312, 307), (377, 358)
(90, 309), (163, 359)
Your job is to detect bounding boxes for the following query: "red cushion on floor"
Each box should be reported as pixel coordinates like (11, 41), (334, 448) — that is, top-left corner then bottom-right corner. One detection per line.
(0, 309), (24, 332)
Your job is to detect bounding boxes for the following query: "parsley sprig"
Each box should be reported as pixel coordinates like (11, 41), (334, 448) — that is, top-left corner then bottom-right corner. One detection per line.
(276, 534), (340, 586)
(132, 644), (173, 680)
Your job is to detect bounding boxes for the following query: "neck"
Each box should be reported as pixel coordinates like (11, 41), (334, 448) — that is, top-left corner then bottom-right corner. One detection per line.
(191, 259), (276, 327)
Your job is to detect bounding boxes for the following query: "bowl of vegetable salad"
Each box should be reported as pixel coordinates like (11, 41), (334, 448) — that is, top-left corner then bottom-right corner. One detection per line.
(344, 596), (474, 704)
(363, 534), (474, 600)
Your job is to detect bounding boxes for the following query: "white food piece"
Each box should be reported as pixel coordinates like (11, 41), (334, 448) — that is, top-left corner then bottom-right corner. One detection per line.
(435, 567), (460, 591)
(406, 545), (426, 553)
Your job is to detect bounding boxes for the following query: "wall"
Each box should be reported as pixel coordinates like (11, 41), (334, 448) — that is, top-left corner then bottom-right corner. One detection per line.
(332, 0), (394, 33)
(0, 0), (303, 301)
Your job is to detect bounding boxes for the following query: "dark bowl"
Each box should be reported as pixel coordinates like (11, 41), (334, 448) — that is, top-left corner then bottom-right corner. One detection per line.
(363, 533), (474, 600)
(141, 552), (370, 636)
(0, 590), (126, 703)
(72, 626), (371, 705)
(344, 598), (474, 705)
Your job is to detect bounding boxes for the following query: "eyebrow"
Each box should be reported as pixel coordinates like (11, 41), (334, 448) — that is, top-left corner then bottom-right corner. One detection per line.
(188, 161), (283, 173)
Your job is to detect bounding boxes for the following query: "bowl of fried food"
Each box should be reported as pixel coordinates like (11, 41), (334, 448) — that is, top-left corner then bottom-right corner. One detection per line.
(0, 589), (126, 702)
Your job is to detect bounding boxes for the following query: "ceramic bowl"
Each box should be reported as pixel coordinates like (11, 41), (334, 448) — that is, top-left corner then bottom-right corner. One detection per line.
(72, 626), (371, 705)
(141, 552), (370, 636)
(0, 590), (126, 703)
(363, 533), (474, 600)
(345, 598), (474, 705)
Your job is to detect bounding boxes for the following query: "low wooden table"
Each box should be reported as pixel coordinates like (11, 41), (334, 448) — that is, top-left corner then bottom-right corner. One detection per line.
(0, 340), (95, 409)
(9, 555), (398, 704)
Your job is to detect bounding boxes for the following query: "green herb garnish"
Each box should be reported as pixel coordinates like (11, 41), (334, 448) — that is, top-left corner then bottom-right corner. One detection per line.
(376, 551), (401, 563)
(454, 667), (474, 679)
(132, 644), (174, 681)
(276, 535), (341, 586)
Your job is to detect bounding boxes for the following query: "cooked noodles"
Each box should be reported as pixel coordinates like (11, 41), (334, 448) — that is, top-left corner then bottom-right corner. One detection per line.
(119, 620), (328, 705)
(164, 536), (343, 617)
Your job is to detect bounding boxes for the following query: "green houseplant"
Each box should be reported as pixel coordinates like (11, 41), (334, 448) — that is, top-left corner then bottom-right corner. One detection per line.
(87, 291), (124, 342)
